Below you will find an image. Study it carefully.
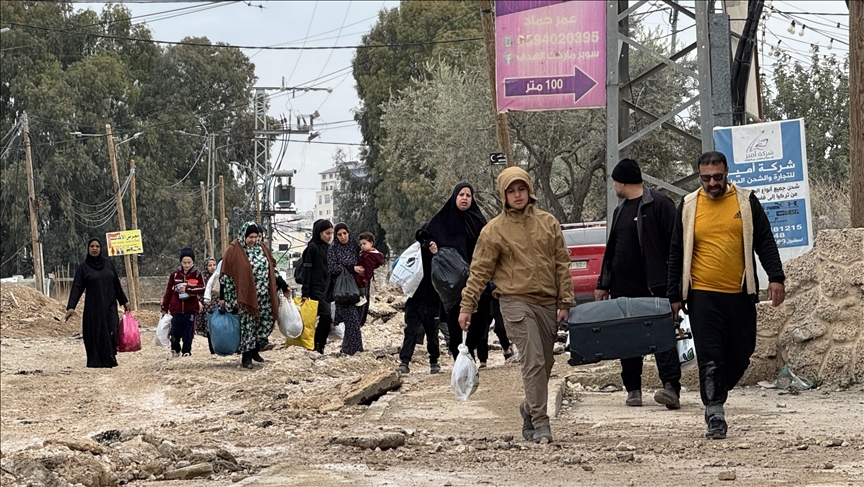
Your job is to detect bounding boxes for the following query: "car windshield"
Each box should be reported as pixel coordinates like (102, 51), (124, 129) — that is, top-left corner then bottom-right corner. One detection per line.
(562, 227), (607, 247)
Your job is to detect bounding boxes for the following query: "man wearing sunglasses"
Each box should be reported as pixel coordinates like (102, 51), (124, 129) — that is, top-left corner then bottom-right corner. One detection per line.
(667, 151), (786, 440)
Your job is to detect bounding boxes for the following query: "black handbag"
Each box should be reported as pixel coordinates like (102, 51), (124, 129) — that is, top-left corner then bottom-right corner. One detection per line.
(333, 269), (361, 305)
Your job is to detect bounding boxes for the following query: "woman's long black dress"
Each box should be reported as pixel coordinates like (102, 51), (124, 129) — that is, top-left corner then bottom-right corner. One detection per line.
(67, 257), (128, 368)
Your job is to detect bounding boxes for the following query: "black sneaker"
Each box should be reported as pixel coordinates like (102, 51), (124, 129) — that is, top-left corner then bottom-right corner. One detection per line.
(396, 363), (410, 374)
(654, 382), (680, 410)
(429, 363), (441, 374)
(705, 416), (728, 439)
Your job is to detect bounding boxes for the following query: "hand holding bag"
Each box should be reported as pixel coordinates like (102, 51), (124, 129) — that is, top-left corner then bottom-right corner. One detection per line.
(117, 311), (142, 352)
(333, 269), (361, 305)
(431, 247), (470, 311)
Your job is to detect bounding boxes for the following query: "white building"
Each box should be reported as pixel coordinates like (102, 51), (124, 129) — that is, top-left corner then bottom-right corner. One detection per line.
(314, 162), (365, 222)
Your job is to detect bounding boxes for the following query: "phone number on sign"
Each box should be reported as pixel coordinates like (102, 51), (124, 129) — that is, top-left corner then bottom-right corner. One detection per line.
(517, 31), (600, 46)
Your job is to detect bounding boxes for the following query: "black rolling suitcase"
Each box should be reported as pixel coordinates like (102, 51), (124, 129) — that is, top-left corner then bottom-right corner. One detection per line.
(567, 297), (676, 366)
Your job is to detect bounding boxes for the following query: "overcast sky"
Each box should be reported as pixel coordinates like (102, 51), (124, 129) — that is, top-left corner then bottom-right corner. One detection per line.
(75, 1), (849, 212)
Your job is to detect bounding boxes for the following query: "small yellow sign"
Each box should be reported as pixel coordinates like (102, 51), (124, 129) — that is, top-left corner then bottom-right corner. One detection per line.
(106, 230), (143, 256)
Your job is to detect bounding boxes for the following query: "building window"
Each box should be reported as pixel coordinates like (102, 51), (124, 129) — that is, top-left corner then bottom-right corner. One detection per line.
(318, 196), (322, 204)
(329, 173), (334, 179)
(324, 194), (331, 204)
(326, 209), (330, 215)
(319, 210), (322, 216)
(278, 244), (289, 251)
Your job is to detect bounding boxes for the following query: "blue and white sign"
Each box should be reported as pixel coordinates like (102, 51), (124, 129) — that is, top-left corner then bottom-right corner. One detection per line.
(714, 120), (813, 284)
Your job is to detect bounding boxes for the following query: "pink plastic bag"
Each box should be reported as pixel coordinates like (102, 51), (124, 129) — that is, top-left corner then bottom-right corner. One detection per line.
(117, 311), (142, 352)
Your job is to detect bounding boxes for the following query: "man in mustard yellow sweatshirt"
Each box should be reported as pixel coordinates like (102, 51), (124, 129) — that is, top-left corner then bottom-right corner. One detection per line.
(668, 151), (786, 440)
(458, 167), (574, 444)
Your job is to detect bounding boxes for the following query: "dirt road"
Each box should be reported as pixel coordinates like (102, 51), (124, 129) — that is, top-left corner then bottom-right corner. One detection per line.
(2, 320), (862, 487)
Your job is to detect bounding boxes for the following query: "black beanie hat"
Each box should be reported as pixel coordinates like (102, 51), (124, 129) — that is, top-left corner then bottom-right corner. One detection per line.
(179, 246), (195, 262)
(612, 158), (643, 184)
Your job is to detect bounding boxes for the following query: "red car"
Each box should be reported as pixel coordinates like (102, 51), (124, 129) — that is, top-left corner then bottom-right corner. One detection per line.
(561, 222), (607, 303)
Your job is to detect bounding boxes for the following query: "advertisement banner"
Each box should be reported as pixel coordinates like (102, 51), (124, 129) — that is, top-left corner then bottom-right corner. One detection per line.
(713, 120), (813, 283)
(495, 0), (606, 112)
(106, 230), (143, 256)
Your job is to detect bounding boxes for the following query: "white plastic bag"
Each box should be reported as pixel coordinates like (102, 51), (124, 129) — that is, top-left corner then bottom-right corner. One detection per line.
(329, 322), (345, 341)
(451, 331), (479, 401)
(277, 294), (303, 339)
(155, 313), (171, 348)
(676, 312), (697, 369)
(389, 242), (424, 297)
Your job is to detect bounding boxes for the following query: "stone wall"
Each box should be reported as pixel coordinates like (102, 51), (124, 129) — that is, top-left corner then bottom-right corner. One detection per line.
(745, 228), (864, 386)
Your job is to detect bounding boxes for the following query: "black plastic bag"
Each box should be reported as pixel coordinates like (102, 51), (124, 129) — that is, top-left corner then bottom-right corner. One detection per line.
(431, 247), (470, 310)
(333, 269), (361, 305)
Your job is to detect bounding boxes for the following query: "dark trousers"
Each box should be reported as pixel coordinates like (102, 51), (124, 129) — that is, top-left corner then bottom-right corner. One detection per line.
(688, 290), (757, 409)
(444, 293), (491, 361)
(490, 298), (511, 352)
(359, 285), (371, 327)
(399, 297), (441, 365)
(170, 312), (195, 354)
(614, 288), (681, 393)
(313, 301), (333, 353)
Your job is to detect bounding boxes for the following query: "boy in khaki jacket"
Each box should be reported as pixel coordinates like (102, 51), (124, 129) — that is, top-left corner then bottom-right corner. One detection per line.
(458, 167), (574, 444)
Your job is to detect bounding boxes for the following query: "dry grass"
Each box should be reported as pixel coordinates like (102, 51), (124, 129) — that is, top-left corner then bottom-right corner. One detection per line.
(810, 179), (851, 231)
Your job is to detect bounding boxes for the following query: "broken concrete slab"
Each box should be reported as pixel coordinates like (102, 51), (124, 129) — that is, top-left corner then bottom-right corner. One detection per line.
(330, 433), (405, 450)
(343, 369), (402, 406)
(163, 462), (213, 480)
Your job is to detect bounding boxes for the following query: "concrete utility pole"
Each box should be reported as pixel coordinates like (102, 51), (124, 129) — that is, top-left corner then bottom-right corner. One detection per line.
(105, 124), (136, 307)
(200, 181), (213, 258)
(479, 0), (515, 167)
(219, 175), (228, 254)
(129, 159), (141, 310)
(851, 0), (863, 228)
(22, 113), (45, 295)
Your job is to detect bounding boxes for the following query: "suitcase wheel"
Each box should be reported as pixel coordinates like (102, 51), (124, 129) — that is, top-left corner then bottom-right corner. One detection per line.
(644, 321), (653, 326)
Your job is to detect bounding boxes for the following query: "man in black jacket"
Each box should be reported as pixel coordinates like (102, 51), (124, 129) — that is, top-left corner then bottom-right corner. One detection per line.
(595, 159), (681, 409)
(668, 151), (785, 440)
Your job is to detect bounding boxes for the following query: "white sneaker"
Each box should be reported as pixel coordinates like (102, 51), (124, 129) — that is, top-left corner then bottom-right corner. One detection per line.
(355, 297), (367, 307)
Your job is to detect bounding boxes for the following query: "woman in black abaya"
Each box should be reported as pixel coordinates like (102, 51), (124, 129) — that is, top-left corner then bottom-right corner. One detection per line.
(65, 238), (130, 368)
(424, 183), (492, 363)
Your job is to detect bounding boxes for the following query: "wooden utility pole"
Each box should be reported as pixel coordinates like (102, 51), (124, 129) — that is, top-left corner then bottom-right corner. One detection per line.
(851, 0), (863, 228)
(200, 181), (213, 258)
(219, 175), (228, 254)
(128, 159), (140, 310)
(479, 0), (515, 167)
(105, 124), (136, 307)
(22, 113), (45, 295)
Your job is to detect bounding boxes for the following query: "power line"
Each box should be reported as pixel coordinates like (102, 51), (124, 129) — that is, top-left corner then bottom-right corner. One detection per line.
(1, 21), (483, 51)
(284, 0), (319, 86)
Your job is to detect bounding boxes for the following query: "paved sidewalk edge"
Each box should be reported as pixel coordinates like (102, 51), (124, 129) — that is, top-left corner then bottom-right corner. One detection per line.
(547, 376), (567, 419)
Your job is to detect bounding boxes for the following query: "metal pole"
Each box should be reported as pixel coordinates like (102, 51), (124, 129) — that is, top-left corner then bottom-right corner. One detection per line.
(479, 0), (515, 167)
(22, 113), (45, 295)
(106, 124), (135, 307)
(605, 1), (619, 228)
(200, 181), (213, 258)
(129, 159), (140, 310)
(695, 1), (715, 153)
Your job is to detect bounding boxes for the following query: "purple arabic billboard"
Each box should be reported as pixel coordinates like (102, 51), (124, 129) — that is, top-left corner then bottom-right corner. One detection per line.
(495, 0), (606, 112)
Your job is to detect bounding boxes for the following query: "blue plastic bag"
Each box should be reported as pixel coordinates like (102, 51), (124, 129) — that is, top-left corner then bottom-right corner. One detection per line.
(208, 306), (241, 356)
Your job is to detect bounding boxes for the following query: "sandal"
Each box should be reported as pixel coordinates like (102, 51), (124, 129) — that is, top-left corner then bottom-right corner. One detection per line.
(503, 348), (515, 360)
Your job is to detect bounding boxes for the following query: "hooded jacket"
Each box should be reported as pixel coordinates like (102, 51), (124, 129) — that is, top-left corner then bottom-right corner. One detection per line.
(161, 266), (205, 314)
(459, 167), (574, 314)
(301, 219), (334, 302)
